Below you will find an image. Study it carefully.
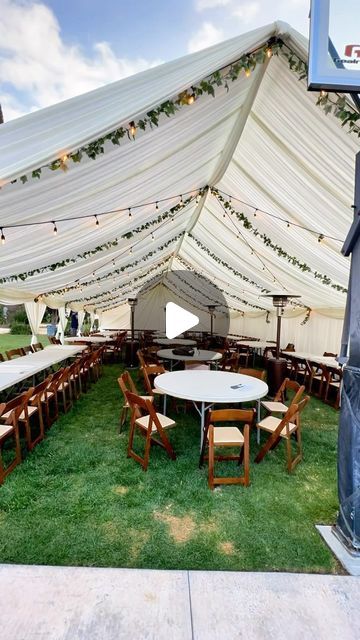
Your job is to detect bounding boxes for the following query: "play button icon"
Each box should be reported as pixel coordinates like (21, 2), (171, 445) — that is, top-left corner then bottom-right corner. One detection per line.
(165, 302), (199, 339)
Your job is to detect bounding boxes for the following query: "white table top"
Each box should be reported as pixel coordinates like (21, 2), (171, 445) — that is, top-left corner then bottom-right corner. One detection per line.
(157, 349), (222, 362)
(237, 341), (276, 349)
(65, 336), (110, 344)
(0, 345), (86, 392)
(155, 338), (197, 346)
(282, 351), (339, 369)
(155, 370), (268, 403)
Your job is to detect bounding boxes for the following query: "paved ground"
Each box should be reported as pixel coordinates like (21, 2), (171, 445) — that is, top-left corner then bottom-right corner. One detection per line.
(1, 564), (360, 639)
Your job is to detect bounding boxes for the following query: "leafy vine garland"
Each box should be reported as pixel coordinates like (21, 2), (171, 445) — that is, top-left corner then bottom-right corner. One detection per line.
(48, 233), (184, 296)
(212, 190), (348, 294)
(3, 38), (359, 189)
(188, 233), (271, 294)
(0, 195), (197, 285)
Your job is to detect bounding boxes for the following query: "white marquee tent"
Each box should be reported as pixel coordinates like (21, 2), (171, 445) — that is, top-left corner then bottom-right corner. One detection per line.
(0, 21), (357, 352)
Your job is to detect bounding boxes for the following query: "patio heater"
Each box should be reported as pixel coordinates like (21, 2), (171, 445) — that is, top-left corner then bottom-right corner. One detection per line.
(261, 292), (301, 396)
(207, 305), (219, 337)
(126, 297), (138, 367)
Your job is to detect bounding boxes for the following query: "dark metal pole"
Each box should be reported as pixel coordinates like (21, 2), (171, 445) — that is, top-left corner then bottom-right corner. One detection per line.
(276, 309), (281, 359)
(210, 313), (213, 337)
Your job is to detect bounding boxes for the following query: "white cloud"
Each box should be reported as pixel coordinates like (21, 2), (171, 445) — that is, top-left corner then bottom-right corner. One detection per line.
(232, 2), (261, 24)
(0, 0), (160, 121)
(188, 22), (224, 53)
(196, 0), (232, 10)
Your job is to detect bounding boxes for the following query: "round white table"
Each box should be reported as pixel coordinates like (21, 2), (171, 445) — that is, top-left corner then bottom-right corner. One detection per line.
(155, 370), (268, 447)
(155, 338), (197, 346)
(157, 348), (222, 370)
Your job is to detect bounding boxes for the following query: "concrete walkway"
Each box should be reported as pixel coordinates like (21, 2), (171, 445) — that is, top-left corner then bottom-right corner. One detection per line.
(1, 564), (359, 639)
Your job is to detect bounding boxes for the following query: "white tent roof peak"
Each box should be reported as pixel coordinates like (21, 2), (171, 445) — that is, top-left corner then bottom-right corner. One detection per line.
(0, 21), (355, 317)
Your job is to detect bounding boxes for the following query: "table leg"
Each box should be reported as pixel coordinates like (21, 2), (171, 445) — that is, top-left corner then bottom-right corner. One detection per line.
(200, 402), (205, 450)
(257, 399), (261, 444)
(163, 394), (167, 415)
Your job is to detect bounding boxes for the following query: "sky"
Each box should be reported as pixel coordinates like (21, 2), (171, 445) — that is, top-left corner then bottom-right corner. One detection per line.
(0, 0), (310, 121)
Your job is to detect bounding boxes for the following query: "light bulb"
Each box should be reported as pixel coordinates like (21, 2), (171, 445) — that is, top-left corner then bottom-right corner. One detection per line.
(156, 202), (159, 211)
(266, 47), (272, 58)
(53, 222), (58, 235)
(245, 68), (251, 78)
(129, 121), (136, 137)
(0, 228), (5, 245)
(95, 215), (99, 227)
(187, 93), (196, 105)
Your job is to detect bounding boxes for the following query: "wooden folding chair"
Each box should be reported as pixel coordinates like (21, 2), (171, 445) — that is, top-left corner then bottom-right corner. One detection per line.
(125, 391), (176, 471)
(136, 349), (159, 380)
(200, 408), (255, 489)
(31, 342), (44, 352)
(142, 364), (168, 411)
(6, 348), (25, 360)
(221, 352), (240, 372)
(52, 367), (72, 412)
(0, 396), (25, 484)
(0, 388), (43, 451)
(117, 371), (153, 432)
(324, 366), (342, 409)
(238, 367), (266, 381)
(22, 345), (33, 355)
(255, 396), (310, 473)
(261, 378), (305, 415)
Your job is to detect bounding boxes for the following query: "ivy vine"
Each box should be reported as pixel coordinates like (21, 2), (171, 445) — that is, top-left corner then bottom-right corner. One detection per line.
(213, 190), (348, 294)
(3, 37), (359, 189)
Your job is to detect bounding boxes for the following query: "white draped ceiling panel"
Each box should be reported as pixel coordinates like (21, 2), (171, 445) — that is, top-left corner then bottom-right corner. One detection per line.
(0, 21), (356, 352)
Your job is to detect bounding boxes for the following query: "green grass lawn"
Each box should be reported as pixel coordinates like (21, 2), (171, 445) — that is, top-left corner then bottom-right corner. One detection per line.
(0, 333), (49, 356)
(0, 336), (341, 573)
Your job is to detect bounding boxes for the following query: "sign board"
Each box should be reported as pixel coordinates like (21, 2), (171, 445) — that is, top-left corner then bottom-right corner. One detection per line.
(308, 0), (360, 92)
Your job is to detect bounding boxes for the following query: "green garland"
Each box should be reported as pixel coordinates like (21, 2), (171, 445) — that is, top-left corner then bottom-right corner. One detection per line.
(3, 39), (359, 189)
(0, 196), (196, 285)
(92, 272), (165, 310)
(48, 232), (183, 296)
(213, 190), (348, 294)
(71, 257), (169, 304)
(188, 233), (271, 293)
(174, 267), (265, 311)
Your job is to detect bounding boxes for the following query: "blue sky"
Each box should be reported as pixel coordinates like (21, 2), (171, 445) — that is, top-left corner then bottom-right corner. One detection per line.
(0, 0), (310, 121)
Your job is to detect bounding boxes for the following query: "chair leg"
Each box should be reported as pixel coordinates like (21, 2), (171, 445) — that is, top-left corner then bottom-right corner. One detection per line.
(119, 406), (128, 432)
(243, 424), (250, 486)
(208, 426), (215, 490)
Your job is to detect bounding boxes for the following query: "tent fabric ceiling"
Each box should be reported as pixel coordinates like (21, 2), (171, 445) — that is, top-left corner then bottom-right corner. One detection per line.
(0, 21), (356, 318)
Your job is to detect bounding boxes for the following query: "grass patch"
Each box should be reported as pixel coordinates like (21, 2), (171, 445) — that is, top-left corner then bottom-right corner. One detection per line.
(0, 349), (341, 573)
(0, 334), (49, 356)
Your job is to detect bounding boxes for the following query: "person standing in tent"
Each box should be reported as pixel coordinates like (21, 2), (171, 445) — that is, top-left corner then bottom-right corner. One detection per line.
(70, 311), (79, 337)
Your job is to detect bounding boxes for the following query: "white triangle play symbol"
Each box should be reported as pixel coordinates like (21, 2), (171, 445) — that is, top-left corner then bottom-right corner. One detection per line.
(165, 302), (199, 339)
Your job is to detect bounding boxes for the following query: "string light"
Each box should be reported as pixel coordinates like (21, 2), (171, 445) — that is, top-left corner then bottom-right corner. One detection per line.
(245, 68), (251, 78)
(128, 208), (132, 218)
(196, 193), (201, 204)
(318, 234), (324, 243)
(1, 228), (5, 245)
(186, 92), (196, 105)
(180, 195), (184, 207)
(112, 260), (115, 267)
(151, 232), (155, 241)
(129, 247), (133, 254)
(266, 47), (272, 58)
(94, 215), (99, 227)
(129, 121), (136, 137)
(53, 221), (58, 236)
(254, 209), (257, 217)
(320, 90), (328, 98)
(287, 222), (290, 228)
(156, 202), (159, 211)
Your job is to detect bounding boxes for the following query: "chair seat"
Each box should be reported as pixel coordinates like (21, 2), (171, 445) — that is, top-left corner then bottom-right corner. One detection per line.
(135, 413), (175, 432)
(152, 388), (166, 395)
(1, 405), (38, 421)
(210, 426), (244, 446)
(124, 395), (153, 408)
(330, 381), (340, 387)
(258, 415), (297, 438)
(0, 423), (14, 438)
(261, 400), (288, 413)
